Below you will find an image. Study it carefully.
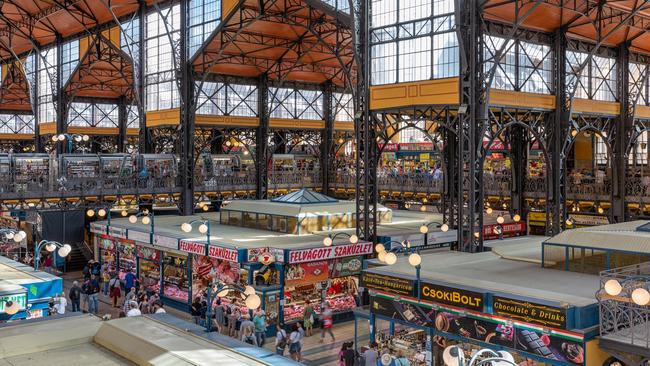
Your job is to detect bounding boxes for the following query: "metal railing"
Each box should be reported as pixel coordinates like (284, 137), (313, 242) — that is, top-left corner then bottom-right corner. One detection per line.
(598, 262), (650, 349)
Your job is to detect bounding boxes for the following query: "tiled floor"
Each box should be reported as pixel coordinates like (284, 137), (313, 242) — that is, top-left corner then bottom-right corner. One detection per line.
(61, 271), (365, 365)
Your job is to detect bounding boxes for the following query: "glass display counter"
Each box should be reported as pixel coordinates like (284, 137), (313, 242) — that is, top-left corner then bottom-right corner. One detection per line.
(139, 259), (161, 294)
(162, 253), (189, 303)
(118, 242), (136, 281)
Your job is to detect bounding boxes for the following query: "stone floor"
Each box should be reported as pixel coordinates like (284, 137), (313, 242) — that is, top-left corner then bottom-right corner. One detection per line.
(61, 271), (366, 365)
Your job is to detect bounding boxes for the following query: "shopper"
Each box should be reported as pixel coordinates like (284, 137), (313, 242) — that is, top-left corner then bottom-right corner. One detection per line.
(109, 276), (121, 308)
(288, 324), (301, 361)
(303, 299), (314, 336)
(43, 254), (53, 273)
(68, 280), (81, 312)
(102, 269), (110, 296)
(126, 301), (141, 317)
(55, 292), (67, 315)
(342, 342), (356, 366)
(320, 303), (335, 343)
(124, 287), (137, 312)
(339, 343), (348, 366)
(395, 350), (411, 366)
(241, 326), (258, 346)
(87, 275), (100, 314)
(153, 301), (166, 314)
(214, 299), (225, 332)
(81, 277), (91, 312)
(191, 297), (202, 324)
(363, 342), (379, 366)
(275, 322), (288, 356)
(297, 321), (305, 361)
(82, 260), (92, 280)
(226, 305), (238, 337)
(124, 269), (136, 295)
(240, 313), (255, 338)
(253, 310), (267, 347)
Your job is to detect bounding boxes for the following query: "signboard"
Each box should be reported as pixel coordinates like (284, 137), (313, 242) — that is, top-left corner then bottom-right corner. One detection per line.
(288, 241), (373, 264)
(137, 246), (160, 261)
(419, 153), (430, 161)
(419, 281), (484, 312)
(208, 245), (238, 262)
(285, 260), (330, 286)
(128, 230), (151, 244)
(492, 296), (567, 328)
(569, 214), (610, 227)
(390, 230), (457, 250)
(179, 240), (206, 255)
(370, 295), (435, 327)
(108, 226), (126, 239)
(483, 221), (526, 239)
(330, 256), (363, 278)
(0, 293), (26, 314)
(247, 247), (284, 264)
(152, 234), (178, 250)
(99, 238), (115, 251)
(89, 222), (106, 235)
(362, 272), (416, 297)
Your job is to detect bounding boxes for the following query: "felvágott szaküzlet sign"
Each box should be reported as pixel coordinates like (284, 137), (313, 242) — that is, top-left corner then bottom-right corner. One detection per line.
(492, 296), (567, 328)
(420, 281), (484, 311)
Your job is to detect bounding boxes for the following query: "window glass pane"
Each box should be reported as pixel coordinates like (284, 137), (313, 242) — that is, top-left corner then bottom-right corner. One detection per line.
(399, 0), (431, 22)
(372, 0), (397, 27)
(371, 42), (397, 85)
(398, 36), (431, 82)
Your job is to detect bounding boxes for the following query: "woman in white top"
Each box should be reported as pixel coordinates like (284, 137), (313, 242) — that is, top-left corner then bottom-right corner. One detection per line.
(288, 324), (301, 361)
(55, 293), (67, 314)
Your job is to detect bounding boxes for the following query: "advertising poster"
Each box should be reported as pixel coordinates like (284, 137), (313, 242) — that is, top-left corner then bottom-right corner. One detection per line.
(330, 256), (363, 277)
(285, 260), (329, 286)
(137, 246), (160, 262)
(99, 238), (115, 251)
(514, 327), (584, 365)
(191, 254), (242, 301)
(433, 311), (515, 348)
(371, 295), (435, 327)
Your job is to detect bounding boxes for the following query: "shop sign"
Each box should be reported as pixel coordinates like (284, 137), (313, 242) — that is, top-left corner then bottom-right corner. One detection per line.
(330, 256), (363, 277)
(108, 226), (126, 239)
(380, 143), (398, 151)
(513, 326), (584, 365)
(569, 214), (610, 226)
(137, 246), (160, 261)
(90, 222), (106, 235)
(208, 245), (238, 262)
(128, 230), (151, 244)
(419, 153), (430, 161)
(152, 234), (178, 249)
(179, 240), (206, 255)
(483, 222), (526, 238)
(370, 295), (435, 327)
(419, 281), (484, 312)
(246, 247), (284, 264)
(492, 296), (567, 328)
(0, 293), (26, 314)
(288, 241), (373, 264)
(362, 272), (415, 297)
(528, 212), (546, 223)
(285, 260), (330, 286)
(390, 230), (457, 250)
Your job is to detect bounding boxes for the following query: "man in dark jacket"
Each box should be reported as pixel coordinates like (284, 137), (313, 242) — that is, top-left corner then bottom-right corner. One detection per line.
(69, 281), (81, 312)
(87, 275), (101, 314)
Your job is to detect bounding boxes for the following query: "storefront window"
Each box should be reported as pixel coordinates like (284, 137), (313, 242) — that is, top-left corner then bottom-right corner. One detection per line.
(274, 216), (287, 232)
(191, 254), (243, 302)
(254, 265), (279, 287)
(138, 259), (160, 294)
(98, 237), (116, 268)
(287, 217), (297, 234)
(229, 211), (242, 226)
(257, 214), (269, 230)
(163, 253), (189, 303)
(118, 242), (136, 281)
(376, 322), (428, 366)
(219, 210), (228, 224)
(242, 212), (257, 229)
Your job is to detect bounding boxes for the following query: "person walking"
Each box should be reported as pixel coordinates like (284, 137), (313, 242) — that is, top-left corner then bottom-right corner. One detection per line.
(320, 303), (335, 343)
(68, 281), (81, 312)
(275, 322), (288, 356)
(303, 299), (314, 336)
(81, 277), (91, 312)
(191, 297), (202, 324)
(288, 324), (301, 361)
(213, 299), (225, 333)
(253, 310), (267, 347)
(124, 269), (136, 295)
(87, 275), (100, 314)
(102, 269), (110, 296)
(109, 276), (121, 308)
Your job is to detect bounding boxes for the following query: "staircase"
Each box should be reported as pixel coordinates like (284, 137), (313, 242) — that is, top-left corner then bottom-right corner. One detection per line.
(65, 242), (93, 272)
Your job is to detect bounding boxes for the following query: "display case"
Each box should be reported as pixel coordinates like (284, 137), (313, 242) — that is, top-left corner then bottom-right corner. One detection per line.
(118, 242), (136, 281)
(138, 259), (161, 294)
(283, 276), (358, 323)
(0, 154), (11, 193)
(376, 327), (428, 366)
(162, 253), (189, 303)
(13, 154), (51, 193)
(60, 154), (101, 191)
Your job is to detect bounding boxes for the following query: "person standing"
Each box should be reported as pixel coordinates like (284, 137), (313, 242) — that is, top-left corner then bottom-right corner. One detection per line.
(88, 275), (100, 314)
(191, 297), (202, 324)
(297, 321), (305, 362)
(124, 269), (136, 295)
(214, 299), (225, 333)
(226, 305), (239, 337)
(81, 277), (91, 312)
(82, 260), (92, 280)
(395, 350), (411, 366)
(126, 301), (141, 317)
(109, 276), (121, 308)
(102, 269), (110, 296)
(124, 287), (137, 312)
(363, 342), (379, 366)
(153, 301), (166, 314)
(253, 310), (267, 347)
(43, 254), (54, 273)
(241, 326), (258, 346)
(288, 324), (301, 361)
(320, 303), (335, 343)
(303, 300), (314, 336)
(275, 322), (288, 356)
(68, 281), (81, 312)
(55, 292), (67, 315)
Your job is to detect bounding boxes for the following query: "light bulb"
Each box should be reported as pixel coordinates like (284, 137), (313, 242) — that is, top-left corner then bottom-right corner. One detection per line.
(385, 252), (397, 265)
(202, 205), (209, 211)
(244, 285), (256, 296)
(604, 279), (622, 296)
(565, 219), (573, 226)
(86, 209), (95, 217)
(420, 225), (428, 234)
(323, 237), (333, 247)
(375, 243), (385, 253)
(12, 233), (22, 242)
(121, 210), (128, 217)
(58, 134), (66, 141)
(4, 300), (20, 315)
(6, 232), (14, 240)
(128, 215), (137, 224)
(632, 288), (650, 306)
(181, 223), (192, 233)
(349, 234), (359, 244)
(45, 243), (56, 252)
(198, 223), (209, 234)
(74, 135), (82, 142)
(51, 135), (58, 142)
(598, 207), (604, 214)
(408, 253), (421, 267)
(440, 223), (449, 232)
(82, 135), (90, 141)
(245, 293), (261, 309)
(378, 251), (387, 262)
(486, 207), (493, 215)
(474, 231), (480, 238)
(98, 208), (107, 217)
(141, 216), (151, 225)
(571, 129), (578, 137)
(496, 215), (505, 224)
(513, 214), (521, 222)
(58, 246), (67, 257)
(420, 205), (427, 212)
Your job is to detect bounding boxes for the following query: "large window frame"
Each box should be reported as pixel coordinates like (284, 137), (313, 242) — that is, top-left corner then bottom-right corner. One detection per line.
(566, 50), (618, 102)
(145, 4), (181, 112)
(37, 47), (57, 124)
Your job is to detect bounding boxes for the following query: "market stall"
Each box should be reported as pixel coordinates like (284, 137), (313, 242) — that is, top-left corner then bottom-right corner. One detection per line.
(59, 154), (100, 191)
(0, 154), (10, 193)
(12, 154), (51, 193)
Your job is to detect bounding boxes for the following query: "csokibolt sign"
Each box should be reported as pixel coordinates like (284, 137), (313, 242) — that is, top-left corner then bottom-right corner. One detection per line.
(288, 242), (373, 264)
(419, 281), (484, 311)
